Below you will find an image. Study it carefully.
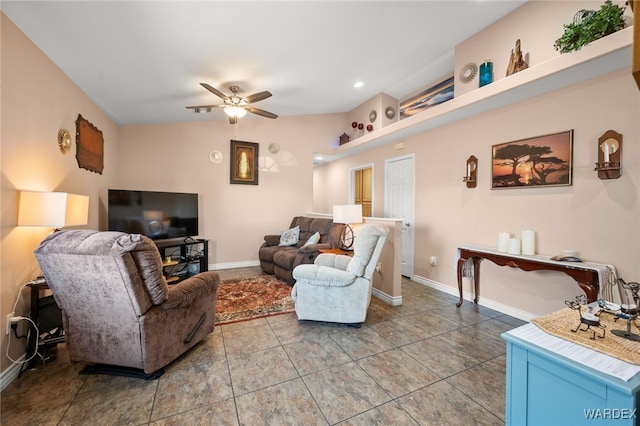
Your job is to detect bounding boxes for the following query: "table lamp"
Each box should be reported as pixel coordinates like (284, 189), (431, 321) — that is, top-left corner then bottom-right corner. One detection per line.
(332, 204), (363, 250)
(18, 191), (89, 230)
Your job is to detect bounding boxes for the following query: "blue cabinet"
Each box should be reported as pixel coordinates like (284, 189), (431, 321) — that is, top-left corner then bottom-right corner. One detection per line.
(502, 325), (640, 425)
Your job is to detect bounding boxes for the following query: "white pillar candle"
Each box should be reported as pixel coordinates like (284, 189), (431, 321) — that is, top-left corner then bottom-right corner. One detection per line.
(507, 238), (521, 255)
(498, 232), (510, 252)
(467, 163), (471, 178)
(522, 229), (535, 255)
(603, 142), (610, 163)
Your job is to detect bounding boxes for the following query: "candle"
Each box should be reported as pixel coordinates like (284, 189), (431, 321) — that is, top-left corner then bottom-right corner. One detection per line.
(603, 142), (610, 163)
(467, 163), (471, 178)
(507, 238), (521, 255)
(522, 229), (535, 255)
(498, 232), (510, 252)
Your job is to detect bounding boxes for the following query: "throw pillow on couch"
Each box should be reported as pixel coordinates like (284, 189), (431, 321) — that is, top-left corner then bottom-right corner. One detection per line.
(279, 226), (300, 246)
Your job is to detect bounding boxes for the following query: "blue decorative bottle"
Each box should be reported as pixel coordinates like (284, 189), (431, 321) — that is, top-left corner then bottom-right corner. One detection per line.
(479, 60), (493, 87)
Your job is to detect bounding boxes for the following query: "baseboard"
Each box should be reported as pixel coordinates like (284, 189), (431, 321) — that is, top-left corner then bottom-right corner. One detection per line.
(412, 275), (537, 322)
(0, 355), (25, 392)
(372, 288), (403, 306)
(209, 260), (260, 270)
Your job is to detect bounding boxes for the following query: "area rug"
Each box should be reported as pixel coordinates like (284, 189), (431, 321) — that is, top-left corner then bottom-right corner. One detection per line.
(215, 275), (295, 325)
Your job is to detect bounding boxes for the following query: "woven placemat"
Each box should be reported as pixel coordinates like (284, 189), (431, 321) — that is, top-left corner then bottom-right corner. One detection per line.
(532, 307), (640, 365)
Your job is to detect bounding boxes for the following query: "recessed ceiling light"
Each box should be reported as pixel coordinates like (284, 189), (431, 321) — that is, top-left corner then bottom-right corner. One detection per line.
(315, 155), (324, 161)
(353, 81), (364, 88)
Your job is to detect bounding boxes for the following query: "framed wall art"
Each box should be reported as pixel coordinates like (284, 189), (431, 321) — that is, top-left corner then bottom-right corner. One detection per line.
(491, 130), (573, 189)
(75, 114), (104, 174)
(399, 75), (454, 119)
(230, 140), (259, 185)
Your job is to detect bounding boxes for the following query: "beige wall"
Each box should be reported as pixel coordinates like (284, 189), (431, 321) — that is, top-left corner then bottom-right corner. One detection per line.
(115, 114), (345, 266)
(1, 14), (119, 373)
(314, 70), (639, 319)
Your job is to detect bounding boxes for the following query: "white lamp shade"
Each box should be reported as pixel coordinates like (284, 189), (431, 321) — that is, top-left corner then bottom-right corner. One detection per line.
(18, 191), (89, 228)
(332, 204), (363, 224)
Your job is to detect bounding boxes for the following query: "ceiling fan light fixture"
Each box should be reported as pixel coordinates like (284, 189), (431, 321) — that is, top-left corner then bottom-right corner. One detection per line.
(224, 106), (247, 118)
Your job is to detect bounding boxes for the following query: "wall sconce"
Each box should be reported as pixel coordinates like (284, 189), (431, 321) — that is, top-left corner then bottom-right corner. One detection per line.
(333, 204), (363, 250)
(463, 155), (478, 188)
(594, 130), (622, 179)
(18, 191), (89, 230)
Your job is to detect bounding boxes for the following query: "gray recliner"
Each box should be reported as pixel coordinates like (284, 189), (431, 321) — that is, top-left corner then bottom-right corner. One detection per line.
(291, 224), (388, 325)
(34, 229), (219, 378)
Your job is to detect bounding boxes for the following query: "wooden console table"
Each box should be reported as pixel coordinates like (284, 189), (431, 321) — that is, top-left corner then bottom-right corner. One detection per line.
(456, 245), (613, 308)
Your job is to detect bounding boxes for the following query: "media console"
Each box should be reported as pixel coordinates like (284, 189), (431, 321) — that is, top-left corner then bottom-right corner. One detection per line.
(154, 238), (209, 284)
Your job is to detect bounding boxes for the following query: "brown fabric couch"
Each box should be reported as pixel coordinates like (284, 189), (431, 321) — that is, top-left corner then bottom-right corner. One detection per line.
(34, 229), (219, 377)
(259, 216), (344, 285)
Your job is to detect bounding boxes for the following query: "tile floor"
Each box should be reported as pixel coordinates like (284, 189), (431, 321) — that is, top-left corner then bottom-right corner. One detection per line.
(1, 266), (526, 425)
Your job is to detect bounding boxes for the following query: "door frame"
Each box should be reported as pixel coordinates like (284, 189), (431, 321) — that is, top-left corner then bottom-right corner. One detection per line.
(384, 153), (415, 279)
(349, 163), (374, 215)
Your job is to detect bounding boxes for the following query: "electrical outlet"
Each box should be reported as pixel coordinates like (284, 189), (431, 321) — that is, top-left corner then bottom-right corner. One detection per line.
(6, 312), (15, 335)
(429, 256), (437, 266)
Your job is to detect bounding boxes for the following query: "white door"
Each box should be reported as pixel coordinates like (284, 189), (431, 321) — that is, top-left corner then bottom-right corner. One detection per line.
(385, 154), (415, 278)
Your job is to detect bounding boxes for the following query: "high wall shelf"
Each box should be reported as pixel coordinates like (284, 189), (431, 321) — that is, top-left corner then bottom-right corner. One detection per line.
(154, 238), (209, 284)
(329, 27), (633, 162)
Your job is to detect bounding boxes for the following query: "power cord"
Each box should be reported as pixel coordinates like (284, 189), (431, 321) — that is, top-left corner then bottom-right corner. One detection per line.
(5, 280), (42, 365)
(5, 316), (40, 365)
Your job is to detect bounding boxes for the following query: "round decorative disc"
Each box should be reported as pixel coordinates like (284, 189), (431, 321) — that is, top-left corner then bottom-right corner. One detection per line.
(268, 143), (280, 154)
(57, 128), (71, 154)
(459, 63), (478, 83)
(209, 150), (223, 163)
(385, 106), (396, 119)
(369, 110), (377, 123)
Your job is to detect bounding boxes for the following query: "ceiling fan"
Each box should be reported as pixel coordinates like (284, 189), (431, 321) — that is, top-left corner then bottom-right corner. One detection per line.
(186, 83), (278, 124)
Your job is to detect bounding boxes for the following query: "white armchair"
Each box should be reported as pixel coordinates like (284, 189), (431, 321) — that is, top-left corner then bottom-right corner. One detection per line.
(291, 224), (388, 325)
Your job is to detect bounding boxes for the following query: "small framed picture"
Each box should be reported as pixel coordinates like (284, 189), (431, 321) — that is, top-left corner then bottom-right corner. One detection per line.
(230, 140), (259, 185)
(491, 130), (573, 189)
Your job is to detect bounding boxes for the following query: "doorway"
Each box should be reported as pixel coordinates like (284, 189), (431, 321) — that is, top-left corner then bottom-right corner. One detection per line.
(350, 164), (373, 217)
(384, 154), (415, 278)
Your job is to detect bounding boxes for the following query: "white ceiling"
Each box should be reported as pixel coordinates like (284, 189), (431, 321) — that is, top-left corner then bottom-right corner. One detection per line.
(2, 1), (526, 126)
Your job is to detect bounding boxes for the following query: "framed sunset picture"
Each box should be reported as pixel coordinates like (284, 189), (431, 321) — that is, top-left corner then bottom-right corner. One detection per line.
(491, 130), (573, 189)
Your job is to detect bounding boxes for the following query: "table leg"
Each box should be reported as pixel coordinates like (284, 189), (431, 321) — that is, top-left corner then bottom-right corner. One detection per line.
(578, 281), (599, 303)
(472, 257), (481, 304)
(456, 257), (467, 308)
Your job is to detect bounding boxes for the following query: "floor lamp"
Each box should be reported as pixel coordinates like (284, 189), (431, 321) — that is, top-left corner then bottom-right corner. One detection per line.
(333, 204), (363, 250)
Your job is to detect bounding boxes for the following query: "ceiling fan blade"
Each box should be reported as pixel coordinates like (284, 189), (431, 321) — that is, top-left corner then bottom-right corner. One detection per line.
(228, 116), (237, 125)
(200, 83), (228, 100)
(185, 104), (223, 110)
(247, 106), (278, 119)
(245, 91), (272, 104)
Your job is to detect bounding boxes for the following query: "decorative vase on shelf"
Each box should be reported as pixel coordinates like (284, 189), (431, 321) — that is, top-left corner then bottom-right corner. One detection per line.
(479, 60), (493, 87)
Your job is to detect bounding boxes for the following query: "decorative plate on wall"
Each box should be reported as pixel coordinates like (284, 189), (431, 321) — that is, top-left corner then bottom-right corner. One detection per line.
(459, 63), (478, 83)
(58, 128), (71, 154)
(369, 110), (377, 123)
(385, 106), (396, 119)
(209, 150), (223, 163)
(268, 143), (280, 154)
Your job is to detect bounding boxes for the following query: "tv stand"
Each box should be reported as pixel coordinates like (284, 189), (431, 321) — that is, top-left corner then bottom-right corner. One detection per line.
(154, 238), (208, 283)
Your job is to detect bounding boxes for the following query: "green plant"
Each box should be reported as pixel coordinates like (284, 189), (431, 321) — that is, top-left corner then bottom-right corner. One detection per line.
(554, 0), (627, 53)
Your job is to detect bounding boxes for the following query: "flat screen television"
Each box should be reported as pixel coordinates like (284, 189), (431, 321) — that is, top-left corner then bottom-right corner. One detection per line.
(108, 189), (198, 240)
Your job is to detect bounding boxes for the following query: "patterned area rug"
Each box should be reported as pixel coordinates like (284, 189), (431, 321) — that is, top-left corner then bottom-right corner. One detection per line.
(215, 275), (295, 325)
